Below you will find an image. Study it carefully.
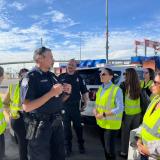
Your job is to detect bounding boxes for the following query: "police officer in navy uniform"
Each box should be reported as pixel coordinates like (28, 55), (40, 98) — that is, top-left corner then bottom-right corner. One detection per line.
(59, 59), (89, 157)
(21, 47), (71, 160)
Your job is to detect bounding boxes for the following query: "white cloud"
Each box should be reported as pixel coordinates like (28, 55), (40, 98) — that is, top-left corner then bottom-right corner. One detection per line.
(0, 18), (10, 29)
(10, 2), (26, 11)
(30, 15), (39, 20)
(0, 0), (11, 29)
(0, 5), (160, 63)
(0, 25), (50, 55)
(52, 11), (64, 22)
(0, 51), (33, 63)
(44, 10), (79, 28)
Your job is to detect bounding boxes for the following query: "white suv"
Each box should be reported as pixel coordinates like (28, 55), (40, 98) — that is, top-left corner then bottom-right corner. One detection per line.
(77, 65), (143, 125)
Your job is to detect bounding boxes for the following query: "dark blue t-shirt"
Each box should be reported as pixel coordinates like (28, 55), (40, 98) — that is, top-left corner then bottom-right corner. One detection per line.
(58, 72), (88, 103)
(21, 67), (63, 114)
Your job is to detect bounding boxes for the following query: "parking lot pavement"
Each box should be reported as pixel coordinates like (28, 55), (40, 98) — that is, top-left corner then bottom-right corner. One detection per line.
(4, 126), (127, 160)
(67, 126), (106, 160)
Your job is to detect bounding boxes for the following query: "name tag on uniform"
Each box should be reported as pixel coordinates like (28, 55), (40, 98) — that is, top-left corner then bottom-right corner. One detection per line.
(40, 79), (48, 82)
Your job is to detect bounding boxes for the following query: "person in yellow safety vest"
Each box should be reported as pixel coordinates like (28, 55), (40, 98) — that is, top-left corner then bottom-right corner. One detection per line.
(0, 66), (7, 160)
(119, 68), (142, 158)
(93, 68), (124, 160)
(137, 73), (160, 160)
(140, 68), (154, 97)
(3, 68), (29, 160)
(150, 93), (156, 101)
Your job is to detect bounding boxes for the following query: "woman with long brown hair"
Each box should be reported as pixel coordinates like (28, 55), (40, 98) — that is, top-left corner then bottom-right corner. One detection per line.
(120, 68), (142, 158)
(141, 68), (154, 97)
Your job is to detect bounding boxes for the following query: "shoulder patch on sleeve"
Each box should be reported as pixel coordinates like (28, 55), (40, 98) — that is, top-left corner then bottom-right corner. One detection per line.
(21, 78), (29, 87)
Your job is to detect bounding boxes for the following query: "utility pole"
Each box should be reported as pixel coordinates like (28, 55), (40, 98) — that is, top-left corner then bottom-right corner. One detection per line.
(79, 32), (82, 61)
(41, 38), (43, 47)
(106, 0), (109, 63)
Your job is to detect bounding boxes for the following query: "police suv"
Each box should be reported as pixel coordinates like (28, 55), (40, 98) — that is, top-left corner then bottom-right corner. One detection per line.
(77, 64), (143, 125)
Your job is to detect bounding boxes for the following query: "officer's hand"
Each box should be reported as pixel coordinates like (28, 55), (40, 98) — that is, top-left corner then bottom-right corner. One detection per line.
(63, 83), (72, 94)
(50, 84), (63, 97)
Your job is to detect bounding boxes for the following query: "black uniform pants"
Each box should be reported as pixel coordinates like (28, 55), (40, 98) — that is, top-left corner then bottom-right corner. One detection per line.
(11, 113), (28, 160)
(28, 115), (65, 160)
(63, 102), (84, 149)
(0, 133), (5, 159)
(140, 155), (148, 160)
(97, 125), (118, 160)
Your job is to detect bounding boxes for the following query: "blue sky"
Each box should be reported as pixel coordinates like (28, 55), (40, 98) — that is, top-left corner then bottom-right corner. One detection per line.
(0, 0), (160, 62)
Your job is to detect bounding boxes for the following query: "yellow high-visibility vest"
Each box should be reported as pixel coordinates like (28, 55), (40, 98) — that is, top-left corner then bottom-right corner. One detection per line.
(0, 97), (7, 135)
(125, 94), (141, 115)
(140, 95), (160, 145)
(9, 84), (21, 118)
(96, 84), (123, 130)
(140, 80), (153, 89)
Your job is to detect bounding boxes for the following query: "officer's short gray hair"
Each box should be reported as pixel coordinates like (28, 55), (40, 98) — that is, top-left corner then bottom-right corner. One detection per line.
(0, 66), (4, 77)
(33, 47), (51, 61)
(68, 59), (77, 66)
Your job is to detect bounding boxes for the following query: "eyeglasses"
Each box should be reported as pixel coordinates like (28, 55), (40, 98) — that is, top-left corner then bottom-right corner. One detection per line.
(153, 80), (160, 86)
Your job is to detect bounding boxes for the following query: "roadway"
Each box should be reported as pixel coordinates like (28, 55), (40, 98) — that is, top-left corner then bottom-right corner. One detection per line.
(4, 126), (127, 160)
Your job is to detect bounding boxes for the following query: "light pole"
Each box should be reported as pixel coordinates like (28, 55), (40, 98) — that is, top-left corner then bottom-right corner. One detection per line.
(79, 32), (82, 61)
(41, 38), (43, 47)
(106, 0), (109, 63)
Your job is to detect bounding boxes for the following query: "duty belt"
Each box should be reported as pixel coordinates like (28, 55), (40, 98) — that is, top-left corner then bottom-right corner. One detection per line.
(29, 112), (61, 122)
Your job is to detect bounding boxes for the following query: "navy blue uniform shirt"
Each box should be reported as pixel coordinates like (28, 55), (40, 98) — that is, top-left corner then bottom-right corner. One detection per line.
(59, 72), (88, 103)
(21, 67), (63, 114)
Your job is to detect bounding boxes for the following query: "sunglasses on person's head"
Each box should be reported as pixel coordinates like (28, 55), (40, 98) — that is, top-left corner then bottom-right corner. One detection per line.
(100, 73), (108, 76)
(153, 80), (160, 86)
(143, 71), (149, 74)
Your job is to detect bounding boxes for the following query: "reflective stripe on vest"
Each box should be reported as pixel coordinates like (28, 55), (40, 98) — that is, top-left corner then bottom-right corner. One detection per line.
(96, 84), (122, 130)
(103, 116), (122, 121)
(142, 119), (160, 138)
(125, 95), (141, 115)
(9, 84), (21, 117)
(0, 108), (3, 113)
(141, 96), (160, 145)
(0, 118), (6, 126)
(0, 97), (7, 135)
